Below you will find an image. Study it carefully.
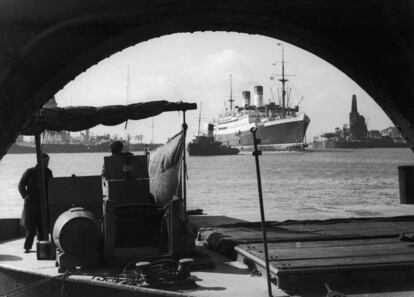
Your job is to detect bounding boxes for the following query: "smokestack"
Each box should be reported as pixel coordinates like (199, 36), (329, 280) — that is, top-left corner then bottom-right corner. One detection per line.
(242, 91), (251, 106)
(254, 85), (263, 107)
(207, 123), (214, 138)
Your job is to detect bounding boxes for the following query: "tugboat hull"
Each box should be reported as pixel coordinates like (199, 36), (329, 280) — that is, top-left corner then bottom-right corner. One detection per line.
(187, 136), (239, 156)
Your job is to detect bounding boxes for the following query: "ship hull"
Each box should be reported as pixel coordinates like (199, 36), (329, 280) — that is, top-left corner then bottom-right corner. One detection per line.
(311, 139), (409, 149)
(7, 143), (105, 154)
(215, 114), (310, 151)
(7, 143), (161, 154)
(187, 143), (239, 156)
(187, 136), (239, 156)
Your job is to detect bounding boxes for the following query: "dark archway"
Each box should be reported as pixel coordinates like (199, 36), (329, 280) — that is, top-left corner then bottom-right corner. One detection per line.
(1, 0), (413, 159)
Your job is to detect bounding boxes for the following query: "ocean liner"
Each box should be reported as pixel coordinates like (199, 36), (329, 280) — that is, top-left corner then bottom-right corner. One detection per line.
(214, 46), (310, 151)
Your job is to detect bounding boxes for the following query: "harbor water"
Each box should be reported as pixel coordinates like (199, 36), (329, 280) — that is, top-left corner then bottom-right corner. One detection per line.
(1, 148), (414, 222)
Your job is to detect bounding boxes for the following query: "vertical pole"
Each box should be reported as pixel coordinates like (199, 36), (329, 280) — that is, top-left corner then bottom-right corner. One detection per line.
(250, 127), (273, 297)
(182, 111), (187, 222)
(197, 103), (202, 136)
(281, 44), (285, 117)
(229, 74), (234, 111)
(35, 134), (49, 241)
(169, 199), (174, 256)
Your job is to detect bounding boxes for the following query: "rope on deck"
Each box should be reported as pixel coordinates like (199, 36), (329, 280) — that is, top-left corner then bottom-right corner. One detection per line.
(325, 282), (347, 297)
(0, 272), (69, 296)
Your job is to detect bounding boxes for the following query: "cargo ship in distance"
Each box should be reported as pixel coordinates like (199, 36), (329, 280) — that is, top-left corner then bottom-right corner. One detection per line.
(214, 45), (310, 151)
(7, 97), (162, 154)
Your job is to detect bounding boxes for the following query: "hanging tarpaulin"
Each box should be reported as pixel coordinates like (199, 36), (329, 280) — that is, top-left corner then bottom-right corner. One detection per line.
(19, 101), (196, 135)
(148, 130), (185, 207)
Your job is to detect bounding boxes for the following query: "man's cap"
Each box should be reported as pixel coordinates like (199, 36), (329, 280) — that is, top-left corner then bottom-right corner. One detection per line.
(109, 140), (123, 152)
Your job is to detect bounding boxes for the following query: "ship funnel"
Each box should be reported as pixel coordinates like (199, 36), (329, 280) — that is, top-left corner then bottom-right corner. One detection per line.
(253, 85), (264, 107)
(242, 91), (251, 106)
(207, 123), (214, 138)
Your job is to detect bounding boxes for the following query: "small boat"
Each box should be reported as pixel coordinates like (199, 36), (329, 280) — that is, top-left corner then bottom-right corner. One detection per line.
(188, 123), (239, 156)
(188, 104), (239, 156)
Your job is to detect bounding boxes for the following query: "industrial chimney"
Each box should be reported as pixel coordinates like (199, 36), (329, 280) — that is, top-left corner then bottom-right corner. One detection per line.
(242, 91), (251, 106)
(253, 86), (263, 107)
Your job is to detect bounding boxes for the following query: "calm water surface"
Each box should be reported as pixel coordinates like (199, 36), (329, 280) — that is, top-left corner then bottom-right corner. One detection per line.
(1, 148), (414, 222)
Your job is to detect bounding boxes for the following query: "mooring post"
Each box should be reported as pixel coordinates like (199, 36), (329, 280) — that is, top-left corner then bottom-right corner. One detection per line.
(250, 127), (273, 297)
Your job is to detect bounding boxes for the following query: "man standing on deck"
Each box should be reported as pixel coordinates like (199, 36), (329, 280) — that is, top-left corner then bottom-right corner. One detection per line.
(18, 153), (53, 253)
(109, 140), (123, 156)
(101, 140), (124, 178)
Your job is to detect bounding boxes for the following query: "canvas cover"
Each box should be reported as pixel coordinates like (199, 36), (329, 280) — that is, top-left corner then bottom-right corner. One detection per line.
(148, 130), (185, 207)
(19, 101), (196, 135)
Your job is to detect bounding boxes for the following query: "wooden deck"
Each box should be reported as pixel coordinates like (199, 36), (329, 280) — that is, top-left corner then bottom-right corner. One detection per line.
(0, 237), (286, 297)
(3, 215), (414, 296)
(236, 237), (414, 294)
(193, 215), (414, 295)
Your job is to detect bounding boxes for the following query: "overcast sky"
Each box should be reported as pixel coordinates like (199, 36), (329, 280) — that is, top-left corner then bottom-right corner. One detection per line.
(55, 32), (393, 143)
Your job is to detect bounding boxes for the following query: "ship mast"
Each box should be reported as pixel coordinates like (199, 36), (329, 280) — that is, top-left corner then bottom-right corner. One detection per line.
(229, 74), (234, 111)
(278, 43), (288, 118)
(197, 102), (202, 136)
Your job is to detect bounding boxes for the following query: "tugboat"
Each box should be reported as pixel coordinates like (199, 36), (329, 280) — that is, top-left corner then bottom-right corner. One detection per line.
(187, 123), (240, 156)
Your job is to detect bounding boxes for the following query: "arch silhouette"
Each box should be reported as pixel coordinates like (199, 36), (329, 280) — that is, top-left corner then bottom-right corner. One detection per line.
(0, 0), (413, 158)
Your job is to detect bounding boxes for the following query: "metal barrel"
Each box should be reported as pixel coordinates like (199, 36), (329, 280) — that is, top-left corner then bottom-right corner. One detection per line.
(53, 207), (101, 256)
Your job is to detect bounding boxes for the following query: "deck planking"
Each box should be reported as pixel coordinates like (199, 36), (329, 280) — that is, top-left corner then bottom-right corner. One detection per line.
(241, 238), (414, 261)
(238, 239), (414, 270)
(195, 216), (414, 256)
(193, 215), (414, 294)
